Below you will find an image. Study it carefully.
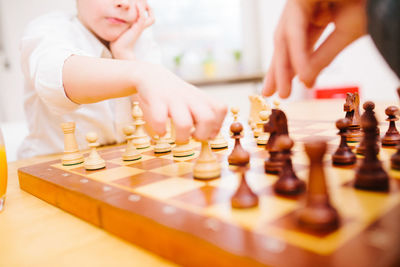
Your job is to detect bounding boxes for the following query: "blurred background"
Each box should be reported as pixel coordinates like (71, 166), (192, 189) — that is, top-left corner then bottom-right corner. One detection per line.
(0, 0), (399, 160)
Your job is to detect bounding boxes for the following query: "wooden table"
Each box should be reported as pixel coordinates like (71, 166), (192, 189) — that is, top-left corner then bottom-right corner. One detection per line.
(0, 100), (396, 266)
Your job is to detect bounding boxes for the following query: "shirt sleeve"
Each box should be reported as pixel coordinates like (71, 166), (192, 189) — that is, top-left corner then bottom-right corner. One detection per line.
(20, 21), (88, 115)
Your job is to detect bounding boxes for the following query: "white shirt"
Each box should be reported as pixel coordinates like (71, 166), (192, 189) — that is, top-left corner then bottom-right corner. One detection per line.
(17, 12), (161, 159)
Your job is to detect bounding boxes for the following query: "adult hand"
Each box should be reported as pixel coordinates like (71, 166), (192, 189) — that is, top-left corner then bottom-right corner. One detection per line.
(110, 1), (155, 60)
(263, 0), (367, 98)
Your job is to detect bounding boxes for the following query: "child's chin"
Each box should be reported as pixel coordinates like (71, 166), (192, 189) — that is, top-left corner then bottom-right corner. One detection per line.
(98, 32), (122, 43)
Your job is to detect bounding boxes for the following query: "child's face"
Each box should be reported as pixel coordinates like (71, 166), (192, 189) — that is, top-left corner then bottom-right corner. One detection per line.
(77, 0), (146, 42)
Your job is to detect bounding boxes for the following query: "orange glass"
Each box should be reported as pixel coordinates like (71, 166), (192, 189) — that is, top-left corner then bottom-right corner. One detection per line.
(0, 128), (7, 212)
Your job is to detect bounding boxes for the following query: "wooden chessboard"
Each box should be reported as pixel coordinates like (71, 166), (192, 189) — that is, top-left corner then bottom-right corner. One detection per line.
(18, 119), (400, 267)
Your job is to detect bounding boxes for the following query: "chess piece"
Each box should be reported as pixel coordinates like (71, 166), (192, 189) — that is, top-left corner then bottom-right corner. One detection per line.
(356, 101), (380, 155)
(122, 125), (142, 161)
(84, 132), (106, 170)
(154, 135), (172, 153)
(209, 131), (228, 149)
(173, 139), (194, 157)
(297, 140), (340, 232)
(332, 118), (356, 165)
(256, 110), (270, 145)
(354, 103), (389, 191)
(164, 120), (175, 144)
(61, 122), (84, 166)
(273, 136), (305, 195)
(344, 92), (362, 142)
(193, 141), (221, 179)
(382, 106), (400, 146)
(231, 107), (240, 122)
(248, 95), (267, 130)
(228, 122), (250, 166)
(132, 102), (151, 149)
(264, 109), (289, 174)
(273, 100), (281, 110)
(231, 167), (259, 209)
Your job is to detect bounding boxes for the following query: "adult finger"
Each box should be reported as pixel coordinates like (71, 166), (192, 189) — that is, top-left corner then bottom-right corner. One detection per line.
(275, 35), (295, 99)
(262, 61), (277, 97)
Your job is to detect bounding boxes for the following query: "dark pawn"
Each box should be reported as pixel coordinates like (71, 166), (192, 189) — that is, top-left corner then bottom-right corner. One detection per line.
(354, 103), (389, 191)
(344, 92), (362, 142)
(273, 136), (305, 195)
(332, 118), (356, 165)
(297, 140), (340, 232)
(382, 106), (400, 146)
(231, 167), (259, 209)
(264, 109), (289, 174)
(228, 122), (250, 166)
(356, 102), (380, 156)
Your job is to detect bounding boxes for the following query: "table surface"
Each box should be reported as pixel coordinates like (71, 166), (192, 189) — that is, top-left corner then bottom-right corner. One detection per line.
(0, 99), (395, 266)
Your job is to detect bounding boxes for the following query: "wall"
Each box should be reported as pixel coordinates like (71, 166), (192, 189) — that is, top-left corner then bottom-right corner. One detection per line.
(0, 0), (75, 123)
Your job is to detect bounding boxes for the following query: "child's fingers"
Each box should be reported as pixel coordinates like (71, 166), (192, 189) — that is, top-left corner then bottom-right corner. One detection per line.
(142, 98), (168, 136)
(144, 5), (155, 27)
(168, 102), (194, 143)
(189, 100), (218, 141)
(205, 97), (227, 138)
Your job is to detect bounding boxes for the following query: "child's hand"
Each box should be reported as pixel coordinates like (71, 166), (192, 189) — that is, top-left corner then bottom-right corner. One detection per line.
(110, 2), (155, 60)
(135, 64), (227, 143)
(263, 0), (367, 98)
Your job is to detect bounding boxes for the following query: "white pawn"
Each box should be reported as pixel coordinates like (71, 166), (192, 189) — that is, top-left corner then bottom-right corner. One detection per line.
(132, 102), (151, 149)
(173, 139), (195, 157)
(193, 141), (221, 180)
(231, 106), (240, 122)
(154, 135), (172, 153)
(84, 132), (106, 170)
(123, 125), (142, 161)
(257, 110), (270, 145)
(209, 131), (228, 149)
(273, 100), (281, 110)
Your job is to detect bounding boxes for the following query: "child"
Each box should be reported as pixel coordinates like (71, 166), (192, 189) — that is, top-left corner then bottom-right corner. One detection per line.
(18, 0), (226, 159)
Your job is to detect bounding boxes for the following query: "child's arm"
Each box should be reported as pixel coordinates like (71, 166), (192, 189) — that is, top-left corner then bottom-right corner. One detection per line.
(63, 55), (227, 143)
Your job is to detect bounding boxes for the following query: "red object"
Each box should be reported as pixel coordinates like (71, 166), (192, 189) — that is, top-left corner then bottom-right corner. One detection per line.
(314, 86), (359, 99)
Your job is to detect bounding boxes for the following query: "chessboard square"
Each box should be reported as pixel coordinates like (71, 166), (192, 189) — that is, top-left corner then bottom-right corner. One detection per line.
(205, 195), (298, 230)
(71, 161), (121, 175)
(134, 177), (203, 200)
(159, 151), (200, 162)
(126, 157), (174, 170)
(86, 166), (145, 182)
(208, 172), (239, 191)
(100, 149), (125, 160)
(108, 154), (153, 166)
(172, 185), (231, 207)
(52, 162), (84, 171)
(151, 161), (194, 176)
(113, 172), (171, 189)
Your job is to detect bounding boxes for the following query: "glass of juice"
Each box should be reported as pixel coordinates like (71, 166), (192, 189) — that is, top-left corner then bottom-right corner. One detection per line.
(0, 128), (7, 212)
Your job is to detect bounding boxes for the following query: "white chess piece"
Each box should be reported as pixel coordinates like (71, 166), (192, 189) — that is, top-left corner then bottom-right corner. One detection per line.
(61, 122), (84, 166)
(132, 102), (151, 149)
(84, 132), (106, 170)
(257, 110), (270, 145)
(193, 141), (221, 179)
(154, 135), (172, 153)
(123, 125), (142, 161)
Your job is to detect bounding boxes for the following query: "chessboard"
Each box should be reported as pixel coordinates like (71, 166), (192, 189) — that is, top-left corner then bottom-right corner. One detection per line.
(18, 119), (400, 267)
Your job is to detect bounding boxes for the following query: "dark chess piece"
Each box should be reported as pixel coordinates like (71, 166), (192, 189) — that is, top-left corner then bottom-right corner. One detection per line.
(231, 167), (259, 209)
(356, 101), (380, 156)
(228, 122), (250, 166)
(391, 88), (400, 170)
(332, 118), (356, 165)
(382, 106), (400, 146)
(264, 109), (289, 174)
(273, 136), (305, 195)
(297, 140), (340, 232)
(354, 103), (389, 192)
(344, 92), (362, 143)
